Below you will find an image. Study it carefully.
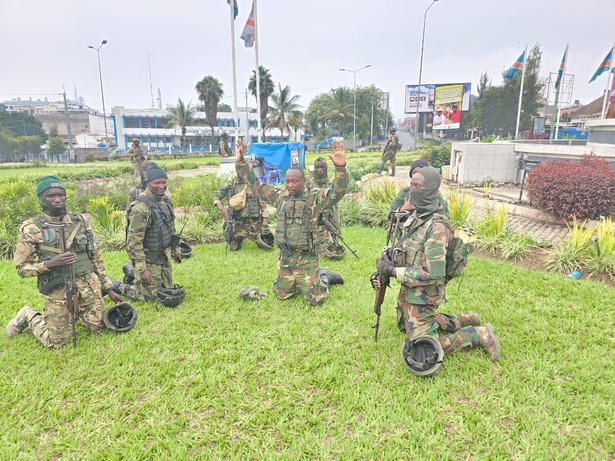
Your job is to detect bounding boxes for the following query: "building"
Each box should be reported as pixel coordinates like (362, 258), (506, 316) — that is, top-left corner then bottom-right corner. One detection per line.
(111, 106), (304, 153)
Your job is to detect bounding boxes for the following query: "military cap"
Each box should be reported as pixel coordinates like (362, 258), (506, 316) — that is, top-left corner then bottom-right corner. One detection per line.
(36, 175), (65, 197)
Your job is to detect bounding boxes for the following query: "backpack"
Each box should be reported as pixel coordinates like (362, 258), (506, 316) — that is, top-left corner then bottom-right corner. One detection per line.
(444, 225), (477, 283)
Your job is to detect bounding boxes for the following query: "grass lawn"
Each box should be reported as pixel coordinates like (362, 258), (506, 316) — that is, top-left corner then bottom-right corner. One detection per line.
(1, 226), (613, 459)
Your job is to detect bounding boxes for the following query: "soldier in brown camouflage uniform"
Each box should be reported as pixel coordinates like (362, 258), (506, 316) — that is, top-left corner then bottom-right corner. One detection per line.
(6, 176), (123, 347)
(377, 128), (400, 176)
(373, 166), (501, 363)
(127, 138), (147, 177)
(219, 133), (232, 158)
(213, 172), (270, 251)
(118, 163), (182, 302)
(235, 139), (347, 306)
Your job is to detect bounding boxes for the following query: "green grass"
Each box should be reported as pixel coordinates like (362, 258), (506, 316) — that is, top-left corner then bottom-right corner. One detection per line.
(1, 229), (614, 459)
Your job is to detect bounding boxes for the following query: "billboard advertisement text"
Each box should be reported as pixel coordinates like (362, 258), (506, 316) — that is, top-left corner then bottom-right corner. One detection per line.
(405, 82), (471, 130)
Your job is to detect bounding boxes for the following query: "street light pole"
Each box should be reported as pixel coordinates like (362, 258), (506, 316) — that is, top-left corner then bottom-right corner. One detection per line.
(88, 40), (110, 161)
(414, 0), (439, 150)
(339, 64), (371, 150)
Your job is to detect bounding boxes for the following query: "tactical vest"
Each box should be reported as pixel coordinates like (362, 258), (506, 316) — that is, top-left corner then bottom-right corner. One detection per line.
(233, 181), (261, 219)
(132, 195), (175, 250)
(391, 210), (452, 271)
(33, 213), (94, 287)
(275, 192), (316, 252)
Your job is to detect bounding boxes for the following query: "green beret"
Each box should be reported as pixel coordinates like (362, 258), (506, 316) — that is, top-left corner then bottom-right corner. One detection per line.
(144, 162), (168, 182)
(36, 175), (65, 197)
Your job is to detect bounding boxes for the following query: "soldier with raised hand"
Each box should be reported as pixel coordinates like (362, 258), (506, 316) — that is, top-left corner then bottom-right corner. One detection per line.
(372, 166), (500, 375)
(127, 138), (147, 177)
(378, 127), (400, 176)
(235, 139), (347, 306)
(7, 176), (123, 347)
(119, 162), (182, 302)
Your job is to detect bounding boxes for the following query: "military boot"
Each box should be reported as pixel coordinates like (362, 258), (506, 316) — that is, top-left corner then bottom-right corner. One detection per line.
(101, 279), (122, 297)
(6, 306), (38, 338)
(459, 311), (481, 326)
(475, 324), (500, 362)
(391, 166), (396, 176)
(376, 163), (384, 174)
(319, 268), (344, 286)
(122, 264), (135, 285)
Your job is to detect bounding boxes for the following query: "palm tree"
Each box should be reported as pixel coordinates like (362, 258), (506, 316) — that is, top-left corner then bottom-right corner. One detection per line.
(195, 76), (224, 145)
(266, 84), (303, 138)
(166, 98), (195, 151)
(248, 65), (275, 138)
(322, 87), (355, 137)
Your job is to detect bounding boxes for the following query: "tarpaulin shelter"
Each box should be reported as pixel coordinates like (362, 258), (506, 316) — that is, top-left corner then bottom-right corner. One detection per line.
(247, 142), (306, 184)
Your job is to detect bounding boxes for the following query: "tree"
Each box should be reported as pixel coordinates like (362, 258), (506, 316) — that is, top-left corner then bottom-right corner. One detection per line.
(0, 112), (47, 142)
(321, 87), (355, 137)
(217, 103), (232, 112)
(166, 98), (196, 151)
(248, 65), (275, 137)
(47, 136), (66, 162)
(266, 84), (303, 137)
(195, 76), (224, 145)
(48, 124), (59, 138)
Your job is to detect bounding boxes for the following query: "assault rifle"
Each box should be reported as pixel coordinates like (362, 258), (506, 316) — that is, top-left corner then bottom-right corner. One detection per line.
(47, 223), (79, 348)
(320, 215), (359, 260)
(372, 216), (396, 342)
(225, 189), (236, 255)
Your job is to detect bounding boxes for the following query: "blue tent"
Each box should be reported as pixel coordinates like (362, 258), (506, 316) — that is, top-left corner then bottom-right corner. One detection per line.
(247, 142), (305, 184)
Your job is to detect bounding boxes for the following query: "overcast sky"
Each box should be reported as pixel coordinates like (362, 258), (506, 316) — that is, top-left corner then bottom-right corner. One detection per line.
(1, 0), (613, 119)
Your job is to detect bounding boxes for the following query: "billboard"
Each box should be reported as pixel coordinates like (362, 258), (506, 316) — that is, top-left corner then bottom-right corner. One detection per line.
(404, 82), (471, 130)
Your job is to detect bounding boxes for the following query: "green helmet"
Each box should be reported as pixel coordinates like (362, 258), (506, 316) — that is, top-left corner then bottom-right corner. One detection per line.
(103, 302), (138, 332)
(400, 335), (444, 377)
(133, 138), (140, 143)
(239, 286), (267, 301)
(390, 128), (397, 133)
(156, 285), (186, 308)
(255, 232), (275, 250)
(323, 243), (345, 260)
(179, 241), (192, 258)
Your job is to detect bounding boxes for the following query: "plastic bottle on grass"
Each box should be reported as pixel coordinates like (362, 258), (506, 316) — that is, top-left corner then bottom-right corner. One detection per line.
(568, 270), (582, 279)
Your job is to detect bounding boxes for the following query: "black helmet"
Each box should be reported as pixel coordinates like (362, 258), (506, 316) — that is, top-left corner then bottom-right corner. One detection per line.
(323, 243), (345, 260)
(400, 335), (444, 377)
(179, 241), (192, 258)
(156, 284), (186, 308)
(255, 232), (275, 250)
(103, 302), (138, 332)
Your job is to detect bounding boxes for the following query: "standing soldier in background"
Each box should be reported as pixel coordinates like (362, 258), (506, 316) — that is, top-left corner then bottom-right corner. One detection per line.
(127, 160), (150, 209)
(308, 157), (345, 260)
(119, 163), (182, 302)
(7, 176), (123, 347)
(213, 171), (273, 251)
(377, 128), (400, 177)
(235, 139), (346, 306)
(128, 138), (148, 177)
(219, 133), (232, 158)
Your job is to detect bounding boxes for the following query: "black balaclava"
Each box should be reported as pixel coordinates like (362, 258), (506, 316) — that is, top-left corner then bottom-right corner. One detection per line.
(410, 166), (441, 217)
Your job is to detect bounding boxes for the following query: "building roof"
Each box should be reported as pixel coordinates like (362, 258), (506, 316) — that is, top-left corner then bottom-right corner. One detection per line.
(572, 95), (605, 117)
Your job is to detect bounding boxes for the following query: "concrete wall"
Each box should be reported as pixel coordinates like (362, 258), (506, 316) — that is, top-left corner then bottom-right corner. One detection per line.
(449, 142), (517, 185)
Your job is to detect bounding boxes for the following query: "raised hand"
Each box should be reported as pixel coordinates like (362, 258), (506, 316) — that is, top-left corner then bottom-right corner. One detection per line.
(329, 140), (346, 167)
(236, 138), (245, 161)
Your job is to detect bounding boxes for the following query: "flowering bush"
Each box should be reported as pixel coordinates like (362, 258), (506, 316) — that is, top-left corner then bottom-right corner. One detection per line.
(526, 154), (615, 220)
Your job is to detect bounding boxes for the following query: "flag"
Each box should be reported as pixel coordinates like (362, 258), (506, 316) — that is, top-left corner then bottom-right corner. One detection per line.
(503, 51), (525, 79)
(554, 47), (568, 90)
(227, 0), (238, 19)
(589, 47), (613, 83)
(240, 1), (256, 48)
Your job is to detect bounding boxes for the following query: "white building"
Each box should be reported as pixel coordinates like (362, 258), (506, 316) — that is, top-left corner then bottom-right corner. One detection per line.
(111, 106), (304, 153)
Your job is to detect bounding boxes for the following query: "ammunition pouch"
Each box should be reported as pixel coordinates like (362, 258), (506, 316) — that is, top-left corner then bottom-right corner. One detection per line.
(278, 241), (292, 258)
(39, 276), (65, 295)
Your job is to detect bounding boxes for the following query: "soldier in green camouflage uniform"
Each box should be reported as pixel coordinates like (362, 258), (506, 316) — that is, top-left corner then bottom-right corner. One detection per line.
(213, 173), (270, 251)
(119, 163), (182, 302)
(378, 128), (400, 176)
(219, 133), (232, 158)
(235, 139), (348, 306)
(374, 166), (500, 362)
(6, 176), (123, 347)
(127, 160), (150, 209)
(308, 157), (343, 258)
(127, 138), (147, 177)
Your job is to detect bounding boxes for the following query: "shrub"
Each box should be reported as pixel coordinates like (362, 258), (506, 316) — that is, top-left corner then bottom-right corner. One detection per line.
(426, 145), (451, 169)
(526, 154), (615, 220)
(446, 188), (474, 228)
(585, 217), (615, 277)
(338, 196), (367, 227)
(545, 217), (594, 273)
(362, 179), (400, 228)
(87, 197), (126, 252)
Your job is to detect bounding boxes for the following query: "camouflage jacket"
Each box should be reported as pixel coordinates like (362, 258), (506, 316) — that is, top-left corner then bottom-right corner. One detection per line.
(126, 189), (180, 273)
(127, 145), (146, 163)
(236, 161), (348, 252)
(385, 134), (399, 153)
(391, 207), (452, 305)
(308, 175), (341, 234)
(219, 140), (231, 156)
(14, 211), (114, 291)
(213, 177), (267, 219)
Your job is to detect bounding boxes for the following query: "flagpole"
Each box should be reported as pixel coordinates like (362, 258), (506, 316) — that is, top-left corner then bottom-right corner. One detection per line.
(515, 45), (528, 139)
(229, 0), (240, 152)
(601, 43), (615, 119)
(554, 44), (569, 140)
(253, 0), (263, 142)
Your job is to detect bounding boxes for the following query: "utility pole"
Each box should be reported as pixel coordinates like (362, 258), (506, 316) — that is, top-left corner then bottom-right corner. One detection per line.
(370, 97), (374, 146)
(147, 52), (155, 109)
(62, 91), (75, 163)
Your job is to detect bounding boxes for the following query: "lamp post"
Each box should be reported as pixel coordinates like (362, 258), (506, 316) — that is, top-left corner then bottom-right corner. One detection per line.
(339, 64), (371, 150)
(414, 0), (439, 150)
(88, 39), (110, 161)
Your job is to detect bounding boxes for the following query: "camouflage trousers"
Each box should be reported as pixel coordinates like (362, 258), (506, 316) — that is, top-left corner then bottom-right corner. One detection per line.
(230, 217), (264, 250)
(398, 294), (480, 356)
(381, 149), (397, 164)
(273, 249), (328, 306)
(27, 273), (106, 348)
(119, 262), (173, 302)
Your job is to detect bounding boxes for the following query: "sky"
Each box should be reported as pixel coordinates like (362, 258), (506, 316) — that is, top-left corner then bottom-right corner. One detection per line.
(1, 0), (613, 120)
